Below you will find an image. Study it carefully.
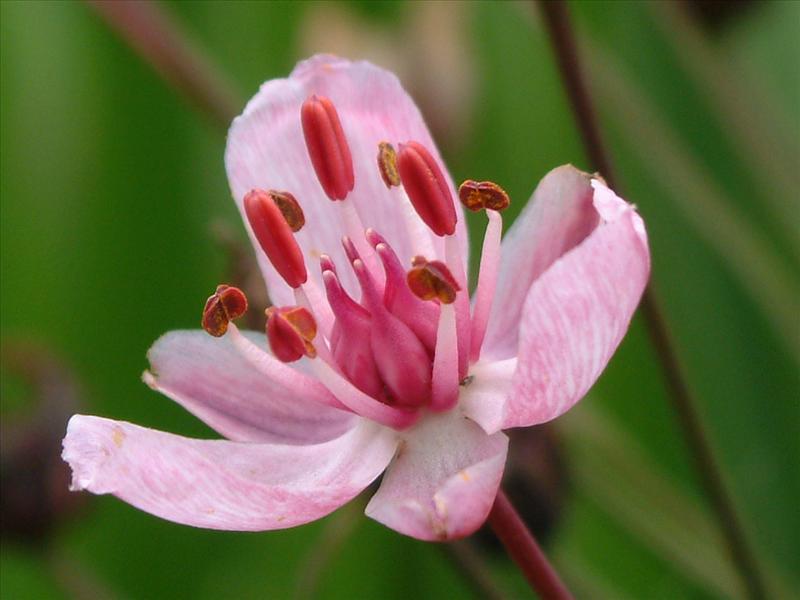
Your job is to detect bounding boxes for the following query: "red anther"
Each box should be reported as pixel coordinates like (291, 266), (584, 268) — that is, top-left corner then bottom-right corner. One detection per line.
(269, 190), (305, 232)
(377, 141), (400, 188)
(301, 95), (354, 201)
(265, 306), (317, 362)
(397, 141), (456, 236)
(202, 285), (248, 337)
(244, 189), (307, 288)
(407, 257), (460, 304)
(458, 180), (510, 212)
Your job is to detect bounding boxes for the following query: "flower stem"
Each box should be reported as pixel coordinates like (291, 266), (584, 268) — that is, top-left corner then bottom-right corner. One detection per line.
(488, 489), (573, 600)
(536, 2), (767, 599)
(85, 0), (240, 129)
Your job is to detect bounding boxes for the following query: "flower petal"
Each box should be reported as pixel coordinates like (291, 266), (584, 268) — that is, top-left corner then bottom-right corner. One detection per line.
(459, 358), (517, 435)
(62, 415), (398, 531)
(225, 55), (467, 306)
(365, 409), (508, 541)
(481, 165), (600, 360)
(145, 330), (353, 444)
(504, 180), (650, 428)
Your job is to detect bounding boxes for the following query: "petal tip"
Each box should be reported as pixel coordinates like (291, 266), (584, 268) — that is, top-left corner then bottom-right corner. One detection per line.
(62, 415), (114, 494)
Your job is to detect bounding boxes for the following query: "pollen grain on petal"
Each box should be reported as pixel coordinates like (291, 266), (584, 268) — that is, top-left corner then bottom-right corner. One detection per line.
(458, 180), (510, 212)
(407, 257), (460, 304)
(202, 284), (248, 337)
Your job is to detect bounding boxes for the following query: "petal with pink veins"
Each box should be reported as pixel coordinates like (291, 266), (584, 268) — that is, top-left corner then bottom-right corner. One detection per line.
(504, 180), (650, 428)
(62, 415), (398, 531)
(225, 55), (467, 305)
(144, 330), (353, 444)
(365, 409), (508, 541)
(481, 165), (600, 360)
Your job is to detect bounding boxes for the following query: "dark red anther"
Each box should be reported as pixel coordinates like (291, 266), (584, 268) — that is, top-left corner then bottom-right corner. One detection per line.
(244, 189), (307, 288)
(377, 141), (400, 188)
(269, 190), (305, 232)
(202, 285), (248, 337)
(407, 257), (460, 304)
(397, 141), (456, 236)
(265, 306), (317, 363)
(458, 180), (510, 212)
(301, 95), (354, 201)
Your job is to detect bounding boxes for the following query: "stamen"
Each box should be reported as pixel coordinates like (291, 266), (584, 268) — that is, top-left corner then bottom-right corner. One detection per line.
(202, 285), (248, 337)
(293, 284), (334, 342)
(458, 180), (510, 212)
(445, 235), (470, 380)
(244, 189), (307, 288)
(338, 202), (381, 282)
(431, 304), (459, 412)
(397, 141), (457, 236)
(301, 95), (354, 201)
(269, 190), (305, 231)
(227, 324), (347, 411)
(309, 359), (419, 430)
(265, 306), (317, 363)
(470, 209), (503, 363)
(407, 257), (460, 304)
(377, 141), (400, 188)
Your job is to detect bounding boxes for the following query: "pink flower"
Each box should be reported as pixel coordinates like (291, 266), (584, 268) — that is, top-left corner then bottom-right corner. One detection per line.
(62, 56), (650, 541)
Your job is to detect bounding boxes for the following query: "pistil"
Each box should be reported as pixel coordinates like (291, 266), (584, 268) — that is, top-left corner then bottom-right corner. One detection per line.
(321, 263), (385, 400)
(349, 250), (432, 409)
(367, 229), (438, 352)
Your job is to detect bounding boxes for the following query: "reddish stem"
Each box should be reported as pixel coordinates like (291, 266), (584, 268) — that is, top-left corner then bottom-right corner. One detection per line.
(488, 489), (574, 600)
(536, 2), (767, 598)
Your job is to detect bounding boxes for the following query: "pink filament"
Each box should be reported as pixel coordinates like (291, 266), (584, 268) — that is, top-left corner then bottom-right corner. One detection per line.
(470, 210), (503, 363)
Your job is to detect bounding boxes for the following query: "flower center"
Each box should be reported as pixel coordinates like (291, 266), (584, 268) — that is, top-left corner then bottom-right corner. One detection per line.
(210, 96), (510, 427)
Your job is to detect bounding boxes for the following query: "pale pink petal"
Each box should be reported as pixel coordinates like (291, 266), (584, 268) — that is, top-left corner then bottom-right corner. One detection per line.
(225, 55), (467, 306)
(365, 410), (508, 541)
(504, 181), (650, 428)
(144, 330), (353, 444)
(481, 165), (600, 360)
(459, 358), (517, 435)
(63, 415), (398, 531)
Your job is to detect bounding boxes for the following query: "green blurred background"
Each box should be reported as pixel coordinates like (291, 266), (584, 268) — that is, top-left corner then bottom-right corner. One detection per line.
(2, 1), (798, 598)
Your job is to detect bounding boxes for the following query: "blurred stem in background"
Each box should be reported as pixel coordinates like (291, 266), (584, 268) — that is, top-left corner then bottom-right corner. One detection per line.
(82, 0), (570, 597)
(536, 2), (768, 599)
(650, 1), (800, 259)
(86, 0), (239, 128)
